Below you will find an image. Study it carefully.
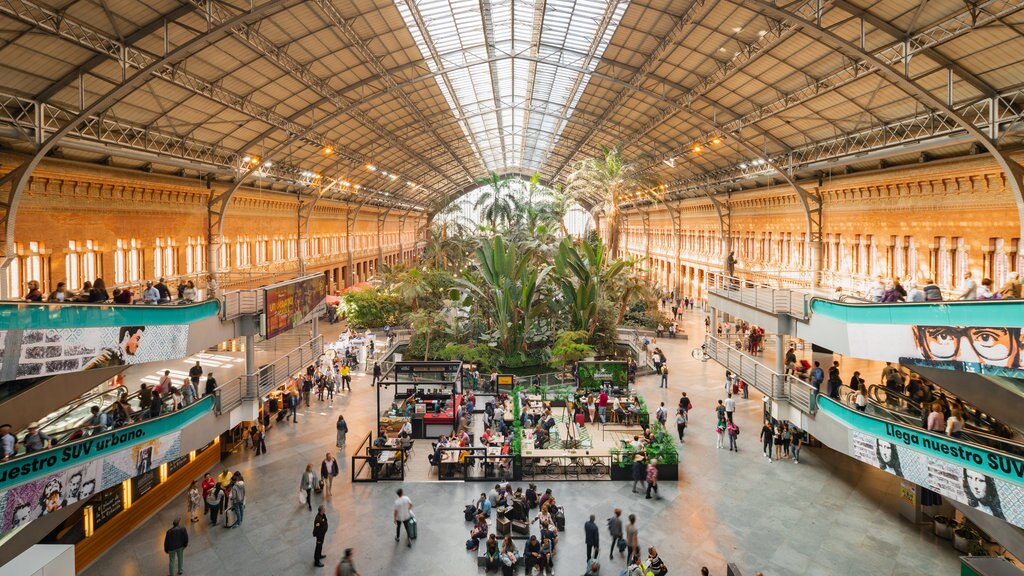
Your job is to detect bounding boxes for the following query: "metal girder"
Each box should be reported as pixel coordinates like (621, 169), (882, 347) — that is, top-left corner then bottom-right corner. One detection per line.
(479, 0), (510, 170)
(549, 0), (715, 181)
(704, 190), (731, 262)
(309, 0), (475, 184)
(741, 0), (1024, 240)
(517, 0), (546, 169)
(658, 85), (1024, 199)
(658, 0), (1024, 170)
(0, 0), (299, 298)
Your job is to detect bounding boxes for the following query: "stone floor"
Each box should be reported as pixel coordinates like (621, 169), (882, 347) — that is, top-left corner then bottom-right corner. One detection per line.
(79, 309), (962, 576)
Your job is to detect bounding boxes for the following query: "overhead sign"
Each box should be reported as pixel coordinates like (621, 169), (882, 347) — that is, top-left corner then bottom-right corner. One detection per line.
(394, 362), (462, 377)
(264, 275), (327, 339)
(577, 361), (627, 389)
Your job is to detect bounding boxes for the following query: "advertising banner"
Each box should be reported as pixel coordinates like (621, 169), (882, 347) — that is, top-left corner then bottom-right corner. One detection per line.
(264, 275), (327, 339)
(844, 323), (1024, 377)
(0, 397), (211, 537)
(577, 361), (628, 389)
(0, 324), (190, 381)
(819, 397), (1024, 529)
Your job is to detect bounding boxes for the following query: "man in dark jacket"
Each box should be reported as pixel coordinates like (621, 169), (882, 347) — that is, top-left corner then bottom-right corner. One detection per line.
(204, 373), (217, 396)
(164, 518), (189, 575)
(584, 514), (600, 561)
(607, 508), (624, 560)
(313, 504), (328, 567)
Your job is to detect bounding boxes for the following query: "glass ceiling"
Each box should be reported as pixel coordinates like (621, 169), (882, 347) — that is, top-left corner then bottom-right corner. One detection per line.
(395, 0), (630, 174)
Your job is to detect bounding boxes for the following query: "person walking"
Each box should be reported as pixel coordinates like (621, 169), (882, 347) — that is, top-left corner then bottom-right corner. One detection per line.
(659, 364), (668, 388)
(320, 453), (339, 495)
(204, 373), (217, 397)
(630, 454), (645, 493)
(607, 508), (624, 560)
(723, 393), (736, 420)
(228, 475), (245, 528)
(312, 504), (328, 567)
(393, 488), (414, 547)
(337, 548), (360, 576)
(188, 361), (203, 390)
(645, 460), (660, 499)
(372, 362), (382, 387)
(584, 514), (600, 561)
(625, 513), (639, 565)
(675, 407), (687, 441)
(760, 420), (775, 462)
(164, 518), (189, 576)
(336, 414), (349, 449)
(300, 464), (318, 511)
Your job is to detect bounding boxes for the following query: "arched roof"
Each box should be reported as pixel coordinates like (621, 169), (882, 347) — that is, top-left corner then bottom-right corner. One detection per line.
(1, 0), (1023, 211)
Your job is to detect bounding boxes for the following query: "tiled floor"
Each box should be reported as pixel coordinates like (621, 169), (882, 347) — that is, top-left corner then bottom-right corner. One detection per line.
(79, 310), (962, 576)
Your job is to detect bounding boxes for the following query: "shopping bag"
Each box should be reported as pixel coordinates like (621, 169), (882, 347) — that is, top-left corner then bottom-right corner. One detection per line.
(298, 489), (307, 504)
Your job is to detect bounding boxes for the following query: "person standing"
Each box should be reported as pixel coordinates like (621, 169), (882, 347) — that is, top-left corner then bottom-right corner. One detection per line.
(187, 480), (201, 523)
(312, 504), (328, 567)
(727, 418), (739, 452)
(22, 422), (51, 453)
(760, 420), (775, 462)
(625, 513), (639, 564)
(631, 454), (645, 493)
(337, 548), (360, 576)
(645, 460), (659, 499)
(181, 377), (196, 408)
(300, 464), (318, 511)
(598, 389), (608, 424)
(584, 514), (600, 561)
(204, 373), (217, 397)
(659, 364), (669, 388)
(607, 508), (624, 560)
(393, 488), (414, 547)
(205, 483), (223, 525)
(336, 414), (349, 449)
(372, 362), (382, 387)
(340, 364), (351, 392)
(320, 453), (339, 495)
(164, 518), (189, 576)
(189, 361), (203, 390)
(724, 393), (736, 421)
(228, 475), (245, 528)
(157, 370), (172, 394)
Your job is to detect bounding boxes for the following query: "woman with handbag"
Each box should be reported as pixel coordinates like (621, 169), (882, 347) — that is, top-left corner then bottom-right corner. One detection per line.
(299, 464), (317, 511)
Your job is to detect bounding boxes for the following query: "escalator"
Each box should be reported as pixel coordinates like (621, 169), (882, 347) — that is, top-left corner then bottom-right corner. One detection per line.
(0, 367), (128, 432)
(907, 364), (1024, 431)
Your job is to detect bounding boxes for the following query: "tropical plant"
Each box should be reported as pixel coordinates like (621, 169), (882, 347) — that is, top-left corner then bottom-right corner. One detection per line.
(408, 309), (447, 360)
(458, 236), (551, 358)
(340, 287), (403, 328)
(550, 330), (593, 368)
(474, 171), (520, 230)
(565, 144), (659, 258)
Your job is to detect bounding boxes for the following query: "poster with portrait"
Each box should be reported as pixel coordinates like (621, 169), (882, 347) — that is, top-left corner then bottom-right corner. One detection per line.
(846, 323), (1024, 377)
(0, 324), (190, 380)
(844, 420), (1024, 529)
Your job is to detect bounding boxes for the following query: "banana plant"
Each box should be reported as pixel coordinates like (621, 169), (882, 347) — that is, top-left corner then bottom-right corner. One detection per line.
(458, 236), (551, 356)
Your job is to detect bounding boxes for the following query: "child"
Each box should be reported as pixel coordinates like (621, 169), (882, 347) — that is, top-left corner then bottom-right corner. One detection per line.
(187, 480), (201, 522)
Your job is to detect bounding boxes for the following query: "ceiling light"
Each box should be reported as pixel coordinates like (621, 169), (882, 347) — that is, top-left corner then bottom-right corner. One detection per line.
(340, 180), (350, 187)
(732, 26), (742, 33)
(366, 164), (376, 171)
(711, 137), (722, 145)
(693, 145), (703, 153)
(758, 30), (767, 36)
(242, 156), (251, 164)
(739, 163), (748, 169)
(263, 160), (272, 167)
(323, 146), (333, 155)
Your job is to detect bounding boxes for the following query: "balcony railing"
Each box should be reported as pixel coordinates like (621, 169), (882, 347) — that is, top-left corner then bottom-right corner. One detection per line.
(705, 336), (786, 398)
(706, 273), (811, 319)
(256, 335), (324, 397)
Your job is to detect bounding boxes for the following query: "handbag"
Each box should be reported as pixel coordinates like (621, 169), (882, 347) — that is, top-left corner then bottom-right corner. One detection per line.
(298, 489), (307, 504)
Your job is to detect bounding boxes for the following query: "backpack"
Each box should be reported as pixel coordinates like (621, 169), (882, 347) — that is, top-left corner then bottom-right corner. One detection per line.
(464, 504), (476, 522)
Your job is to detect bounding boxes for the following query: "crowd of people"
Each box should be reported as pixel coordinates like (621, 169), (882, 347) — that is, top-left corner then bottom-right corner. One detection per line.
(848, 270), (1021, 303)
(23, 277), (200, 304)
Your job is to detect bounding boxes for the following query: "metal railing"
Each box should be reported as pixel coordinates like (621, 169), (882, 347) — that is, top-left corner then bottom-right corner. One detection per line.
(705, 336), (786, 398)
(214, 375), (245, 415)
(784, 375), (818, 414)
(707, 273), (811, 319)
(221, 289), (263, 318)
(256, 335), (324, 397)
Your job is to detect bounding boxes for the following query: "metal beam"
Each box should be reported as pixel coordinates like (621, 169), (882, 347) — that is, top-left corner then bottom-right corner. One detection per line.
(0, 0), (300, 298)
(740, 0), (1024, 241)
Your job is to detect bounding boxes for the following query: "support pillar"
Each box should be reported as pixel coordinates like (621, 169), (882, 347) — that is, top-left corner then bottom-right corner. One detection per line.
(245, 333), (256, 398)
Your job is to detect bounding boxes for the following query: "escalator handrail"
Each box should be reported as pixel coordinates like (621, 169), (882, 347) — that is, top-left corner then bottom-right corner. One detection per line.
(823, 395), (1024, 465)
(29, 384), (128, 436)
(859, 398), (1024, 457)
(867, 384), (1002, 432)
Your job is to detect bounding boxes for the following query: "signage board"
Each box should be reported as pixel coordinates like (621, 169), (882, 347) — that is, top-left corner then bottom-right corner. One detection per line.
(263, 275), (327, 339)
(577, 361), (628, 389)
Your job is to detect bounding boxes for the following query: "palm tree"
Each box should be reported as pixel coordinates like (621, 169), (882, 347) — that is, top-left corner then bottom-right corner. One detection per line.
(474, 171), (520, 230)
(565, 145), (659, 258)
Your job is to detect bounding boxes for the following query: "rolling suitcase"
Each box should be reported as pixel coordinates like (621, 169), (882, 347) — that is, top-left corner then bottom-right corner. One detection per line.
(408, 516), (418, 539)
(553, 506), (565, 531)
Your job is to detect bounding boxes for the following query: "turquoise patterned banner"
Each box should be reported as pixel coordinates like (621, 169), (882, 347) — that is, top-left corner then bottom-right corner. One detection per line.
(0, 300), (220, 330)
(811, 299), (1024, 327)
(818, 396), (1024, 529)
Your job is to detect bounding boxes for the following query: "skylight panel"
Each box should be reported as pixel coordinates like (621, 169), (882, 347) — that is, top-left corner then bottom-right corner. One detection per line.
(396, 0), (630, 174)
